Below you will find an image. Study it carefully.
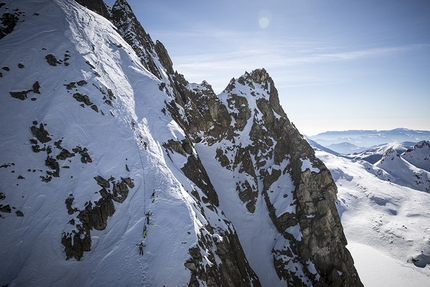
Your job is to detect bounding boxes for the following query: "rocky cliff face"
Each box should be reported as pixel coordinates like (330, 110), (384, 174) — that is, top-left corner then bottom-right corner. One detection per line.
(168, 68), (361, 286)
(0, 0), (362, 286)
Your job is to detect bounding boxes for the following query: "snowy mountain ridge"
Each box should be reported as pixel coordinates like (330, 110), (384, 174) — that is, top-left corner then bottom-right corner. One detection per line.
(309, 128), (430, 154)
(344, 141), (430, 193)
(0, 0), (363, 286)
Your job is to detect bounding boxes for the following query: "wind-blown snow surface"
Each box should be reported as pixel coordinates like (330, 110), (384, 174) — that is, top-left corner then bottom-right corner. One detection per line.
(0, 0), (204, 285)
(315, 148), (430, 286)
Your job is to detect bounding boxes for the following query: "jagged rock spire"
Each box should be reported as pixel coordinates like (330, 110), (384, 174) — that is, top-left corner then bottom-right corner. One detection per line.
(110, 0), (174, 80)
(110, 0), (158, 77)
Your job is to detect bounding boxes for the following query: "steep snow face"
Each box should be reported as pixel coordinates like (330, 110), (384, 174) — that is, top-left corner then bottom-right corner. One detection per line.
(0, 1), (255, 286)
(315, 148), (430, 285)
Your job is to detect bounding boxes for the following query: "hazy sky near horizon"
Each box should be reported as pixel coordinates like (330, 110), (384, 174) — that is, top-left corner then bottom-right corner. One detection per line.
(105, 0), (430, 135)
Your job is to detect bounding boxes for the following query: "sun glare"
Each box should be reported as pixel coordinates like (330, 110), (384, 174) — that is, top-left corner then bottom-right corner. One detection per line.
(258, 10), (271, 29)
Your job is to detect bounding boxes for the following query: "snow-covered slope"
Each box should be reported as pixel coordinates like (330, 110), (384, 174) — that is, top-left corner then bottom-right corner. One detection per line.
(0, 1), (234, 285)
(0, 1), (178, 286)
(0, 0), (362, 286)
(403, 141), (430, 172)
(345, 141), (430, 192)
(314, 144), (430, 286)
(346, 141), (409, 164)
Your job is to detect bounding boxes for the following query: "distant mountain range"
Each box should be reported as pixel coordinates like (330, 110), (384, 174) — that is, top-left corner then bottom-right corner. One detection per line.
(308, 128), (430, 154)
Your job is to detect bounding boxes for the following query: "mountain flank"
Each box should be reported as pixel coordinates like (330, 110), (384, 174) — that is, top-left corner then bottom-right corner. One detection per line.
(0, 0), (362, 286)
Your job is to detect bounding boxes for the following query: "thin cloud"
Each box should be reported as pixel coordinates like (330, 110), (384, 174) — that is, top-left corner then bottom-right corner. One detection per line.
(172, 44), (425, 72)
(162, 27), (427, 68)
(312, 45), (426, 61)
(153, 26), (429, 92)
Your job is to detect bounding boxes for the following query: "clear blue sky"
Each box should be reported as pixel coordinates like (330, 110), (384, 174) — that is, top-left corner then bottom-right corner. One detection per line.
(105, 0), (430, 135)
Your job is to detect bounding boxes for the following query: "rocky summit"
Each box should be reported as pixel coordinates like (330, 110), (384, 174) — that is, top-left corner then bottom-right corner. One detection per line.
(0, 0), (362, 286)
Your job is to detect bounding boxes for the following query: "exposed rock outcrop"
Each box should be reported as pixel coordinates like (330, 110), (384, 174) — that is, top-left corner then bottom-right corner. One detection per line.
(186, 227), (261, 287)
(0, 3), (24, 39)
(62, 176), (134, 260)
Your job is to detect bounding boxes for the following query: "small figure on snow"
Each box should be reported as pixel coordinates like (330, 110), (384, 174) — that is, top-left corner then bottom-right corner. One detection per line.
(145, 212), (151, 225)
(143, 224), (148, 238)
(137, 242), (145, 255)
(138, 135), (148, 150)
(151, 190), (156, 203)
